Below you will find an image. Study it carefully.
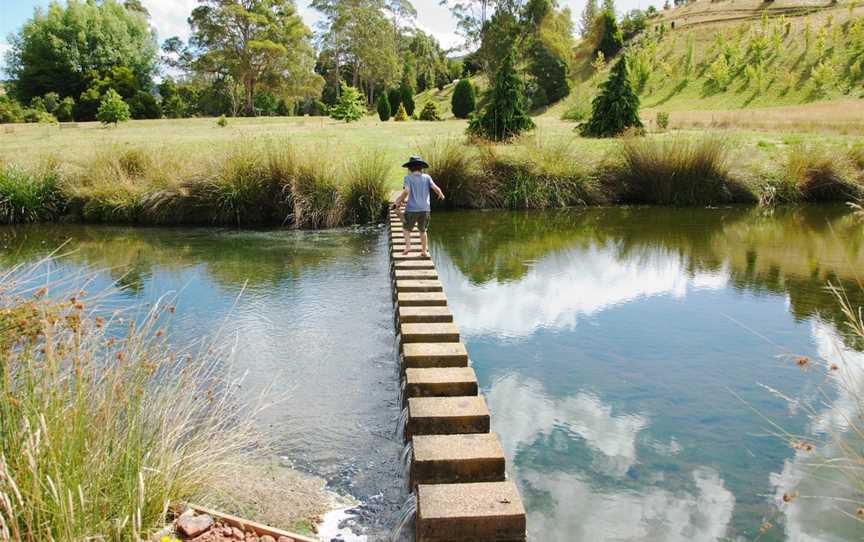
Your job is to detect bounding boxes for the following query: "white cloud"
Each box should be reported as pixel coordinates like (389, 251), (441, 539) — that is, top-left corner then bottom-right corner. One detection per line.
(484, 372), (735, 541)
(141, 0), (198, 42)
(437, 244), (728, 339)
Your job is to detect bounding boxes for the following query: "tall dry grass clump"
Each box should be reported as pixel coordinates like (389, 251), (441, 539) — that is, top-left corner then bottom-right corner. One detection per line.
(0, 266), (269, 541)
(290, 156), (345, 229)
(0, 162), (65, 224)
(344, 151), (390, 224)
(604, 136), (749, 206)
(783, 144), (862, 203)
(421, 139), (484, 208)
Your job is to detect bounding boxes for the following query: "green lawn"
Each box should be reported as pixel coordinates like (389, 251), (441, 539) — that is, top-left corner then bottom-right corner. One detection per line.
(1, 114), (860, 190)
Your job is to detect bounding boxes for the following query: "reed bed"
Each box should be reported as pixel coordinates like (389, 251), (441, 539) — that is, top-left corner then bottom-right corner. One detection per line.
(0, 264), (275, 541)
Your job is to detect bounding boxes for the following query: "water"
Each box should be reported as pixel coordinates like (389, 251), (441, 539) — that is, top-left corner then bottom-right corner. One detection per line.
(3, 207), (863, 541)
(427, 206), (864, 542)
(0, 224), (406, 540)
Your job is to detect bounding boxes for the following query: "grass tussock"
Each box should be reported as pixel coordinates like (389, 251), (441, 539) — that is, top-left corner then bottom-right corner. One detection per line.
(422, 137), (599, 210)
(344, 151), (391, 224)
(604, 136), (749, 206)
(0, 267), (272, 541)
(0, 162), (65, 224)
(785, 145), (862, 203)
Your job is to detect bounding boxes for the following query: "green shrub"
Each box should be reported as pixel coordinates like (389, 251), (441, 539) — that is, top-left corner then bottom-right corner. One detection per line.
(217, 114), (228, 127)
(561, 100), (590, 122)
(419, 101), (442, 121)
(55, 97), (75, 122)
(527, 41), (571, 107)
(128, 90), (161, 119)
(605, 136), (747, 205)
(582, 56), (642, 138)
(451, 79), (476, 119)
(330, 83), (366, 123)
(376, 93), (391, 121)
(344, 152), (390, 223)
(23, 108), (57, 124)
(0, 163), (65, 224)
(656, 111), (669, 130)
(96, 89), (131, 125)
(394, 102), (409, 121)
(0, 96), (26, 123)
(387, 88), (402, 115)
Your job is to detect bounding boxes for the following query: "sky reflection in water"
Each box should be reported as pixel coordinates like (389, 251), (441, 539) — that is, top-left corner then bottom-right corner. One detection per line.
(429, 206), (864, 542)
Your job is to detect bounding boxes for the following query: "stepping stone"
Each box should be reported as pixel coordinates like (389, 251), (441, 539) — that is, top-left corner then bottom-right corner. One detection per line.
(395, 279), (443, 293)
(393, 252), (432, 261)
(410, 433), (505, 486)
(405, 367), (478, 399)
(402, 343), (468, 368)
(395, 260), (437, 270)
(398, 306), (453, 323)
(397, 292), (447, 306)
(394, 269), (439, 280)
(415, 481), (526, 542)
(406, 396), (490, 438)
(400, 322), (459, 343)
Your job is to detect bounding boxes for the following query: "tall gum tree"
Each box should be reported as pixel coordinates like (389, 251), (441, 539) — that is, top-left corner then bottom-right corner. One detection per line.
(189, 0), (319, 116)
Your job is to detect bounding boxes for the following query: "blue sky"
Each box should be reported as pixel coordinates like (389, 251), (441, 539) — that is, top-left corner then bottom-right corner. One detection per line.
(1, 0), (651, 75)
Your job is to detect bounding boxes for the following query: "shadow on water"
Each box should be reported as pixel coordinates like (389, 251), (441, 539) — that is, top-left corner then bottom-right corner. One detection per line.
(427, 205), (864, 542)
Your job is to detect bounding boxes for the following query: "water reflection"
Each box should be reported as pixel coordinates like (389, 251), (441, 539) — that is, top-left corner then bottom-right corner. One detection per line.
(429, 205), (864, 541)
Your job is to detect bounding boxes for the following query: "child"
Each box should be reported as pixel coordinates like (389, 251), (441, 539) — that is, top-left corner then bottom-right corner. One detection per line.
(392, 155), (445, 257)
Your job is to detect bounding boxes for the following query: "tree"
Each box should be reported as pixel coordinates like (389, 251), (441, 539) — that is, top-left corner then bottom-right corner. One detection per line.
(582, 55), (642, 137)
(377, 93), (391, 121)
(128, 91), (161, 119)
(55, 97), (75, 122)
(580, 0), (599, 37)
(97, 89), (131, 125)
(467, 50), (535, 141)
(595, 10), (624, 58)
(0, 97), (26, 124)
(394, 102), (409, 121)
(528, 41), (571, 107)
(451, 79), (476, 118)
(6, 1), (156, 107)
(189, 0), (318, 116)
(400, 81), (416, 116)
(388, 88), (402, 114)
(330, 82), (366, 122)
(419, 101), (441, 120)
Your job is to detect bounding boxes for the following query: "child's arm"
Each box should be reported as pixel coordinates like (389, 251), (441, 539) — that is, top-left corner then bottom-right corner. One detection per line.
(393, 187), (410, 208)
(430, 179), (445, 200)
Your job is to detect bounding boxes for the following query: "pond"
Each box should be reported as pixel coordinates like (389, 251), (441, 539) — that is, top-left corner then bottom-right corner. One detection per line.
(428, 205), (864, 542)
(1, 205), (863, 541)
(0, 225), (405, 540)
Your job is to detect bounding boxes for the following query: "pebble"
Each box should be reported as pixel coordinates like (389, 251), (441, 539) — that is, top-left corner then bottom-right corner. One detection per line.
(177, 513), (215, 538)
(260, 536), (276, 542)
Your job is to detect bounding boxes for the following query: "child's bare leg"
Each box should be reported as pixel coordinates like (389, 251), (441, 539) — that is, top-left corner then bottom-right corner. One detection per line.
(403, 229), (411, 255)
(420, 231), (429, 257)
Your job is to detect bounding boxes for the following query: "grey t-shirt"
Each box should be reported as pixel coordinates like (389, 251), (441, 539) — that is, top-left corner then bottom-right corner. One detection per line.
(404, 172), (437, 212)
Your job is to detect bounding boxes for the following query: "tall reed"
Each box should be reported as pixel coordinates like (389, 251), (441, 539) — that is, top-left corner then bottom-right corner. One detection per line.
(0, 265), (269, 541)
(0, 162), (64, 224)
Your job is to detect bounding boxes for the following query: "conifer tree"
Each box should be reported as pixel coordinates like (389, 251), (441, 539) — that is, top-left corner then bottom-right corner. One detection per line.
(377, 93), (391, 121)
(330, 82), (366, 122)
(595, 10), (624, 58)
(388, 88), (402, 114)
(467, 50), (535, 141)
(582, 55), (642, 137)
(451, 79), (476, 118)
(419, 101), (442, 120)
(399, 81), (416, 116)
(394, 102), (409, 121)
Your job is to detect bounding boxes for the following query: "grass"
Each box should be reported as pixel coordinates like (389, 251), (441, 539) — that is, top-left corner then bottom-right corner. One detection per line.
(603, 135), (752, 205)
(0, 162), (64, 224)
(0, 264), (272, 541)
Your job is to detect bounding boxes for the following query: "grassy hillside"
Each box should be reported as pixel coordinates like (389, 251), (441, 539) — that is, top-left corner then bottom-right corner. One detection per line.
(414, 77), (487, 119)
(553, 0), (864, 129)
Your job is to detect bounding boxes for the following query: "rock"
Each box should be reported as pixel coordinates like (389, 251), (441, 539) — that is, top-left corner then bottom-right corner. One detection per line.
(177, 513), (215, 538)
(260, 536), (276, 542)
(222, 526), (234, 536)
(245, 535), (259, 542)
(277, 537), (294, 542)
(232, 527), (246, 539)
